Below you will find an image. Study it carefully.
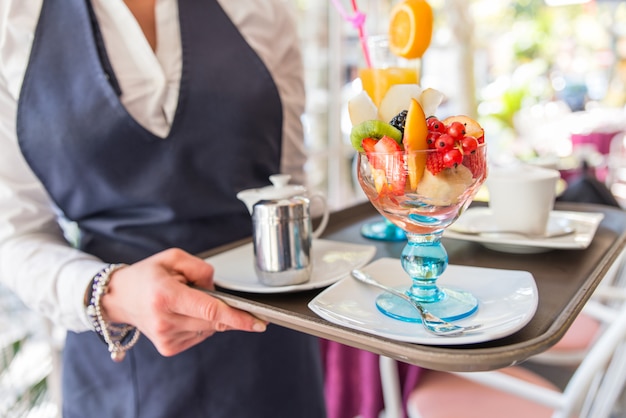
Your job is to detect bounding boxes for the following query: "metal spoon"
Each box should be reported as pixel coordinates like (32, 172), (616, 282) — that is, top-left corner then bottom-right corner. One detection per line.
(350, 269), (481, 337)
(449, 225), (575, 240)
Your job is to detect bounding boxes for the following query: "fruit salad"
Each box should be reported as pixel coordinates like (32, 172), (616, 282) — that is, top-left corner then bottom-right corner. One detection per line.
(349, 86), (487, 233)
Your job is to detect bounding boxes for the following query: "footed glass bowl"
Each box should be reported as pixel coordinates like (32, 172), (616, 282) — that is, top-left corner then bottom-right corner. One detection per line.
(357, 144), (487, 322)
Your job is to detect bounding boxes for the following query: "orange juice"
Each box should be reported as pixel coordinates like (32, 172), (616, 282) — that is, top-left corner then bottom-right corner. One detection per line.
(359, 67), (420, 107)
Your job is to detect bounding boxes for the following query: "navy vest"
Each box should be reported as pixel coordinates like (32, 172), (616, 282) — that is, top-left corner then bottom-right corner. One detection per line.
(17, 1), (325, 416)
(18, 0), (284, 263)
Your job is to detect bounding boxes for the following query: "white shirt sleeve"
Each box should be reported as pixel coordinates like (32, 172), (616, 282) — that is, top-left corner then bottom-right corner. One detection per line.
(0, 0), (106, 333)
(0, 0), (308, 331)
(0, 54), (105, 332)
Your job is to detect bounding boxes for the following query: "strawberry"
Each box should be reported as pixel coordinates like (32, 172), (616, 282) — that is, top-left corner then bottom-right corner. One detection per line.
(361, 137), (378, 153)
(363, 135), (406, 195)
(373, 135), (403, 153)
(426, 151), (445, 175)
(363, 135), (403, 170)
(464, 151), (486, 179)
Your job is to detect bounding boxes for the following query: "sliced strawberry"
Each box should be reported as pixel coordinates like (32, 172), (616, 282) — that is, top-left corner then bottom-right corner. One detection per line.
(361, 137), (378, 153)
(364, 136), (406, 195)
(373, 135), (403, 153)
(426, 151), (445, 175)
(464, 152), (487, 179)
(364, 135), (402, 170)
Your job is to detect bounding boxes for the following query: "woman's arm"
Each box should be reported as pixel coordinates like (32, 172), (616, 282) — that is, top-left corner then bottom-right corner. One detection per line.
(0, 0), (271, 353)
(0, 70), (106, 331)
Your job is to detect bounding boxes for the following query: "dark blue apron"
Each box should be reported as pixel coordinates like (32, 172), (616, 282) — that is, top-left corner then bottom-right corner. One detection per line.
(16, 1), (325, 416)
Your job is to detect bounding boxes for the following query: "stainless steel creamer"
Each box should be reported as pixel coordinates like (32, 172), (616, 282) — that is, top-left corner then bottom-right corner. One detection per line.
(252, 197), (315, 286)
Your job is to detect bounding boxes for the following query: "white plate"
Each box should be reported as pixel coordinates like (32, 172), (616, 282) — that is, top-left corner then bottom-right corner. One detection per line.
(205, 239), (376, 293)
(309, 258), (538, 345)
(445, 207), (604, 254)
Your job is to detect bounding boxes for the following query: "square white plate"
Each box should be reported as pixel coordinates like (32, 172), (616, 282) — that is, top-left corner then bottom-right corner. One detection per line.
(308, 258), (538, 345)
(445, 207), (604, 253)
(205, 239), (376, 293)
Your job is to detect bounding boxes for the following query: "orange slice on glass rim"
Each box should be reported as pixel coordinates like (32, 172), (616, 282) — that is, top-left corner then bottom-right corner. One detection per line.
(388, 0), (434, 59)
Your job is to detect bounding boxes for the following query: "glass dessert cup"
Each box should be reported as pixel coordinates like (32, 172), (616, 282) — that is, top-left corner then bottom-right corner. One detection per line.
(357, 145), (487, 322)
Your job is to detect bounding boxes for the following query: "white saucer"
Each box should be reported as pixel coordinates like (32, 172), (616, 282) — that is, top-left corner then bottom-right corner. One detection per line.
(445, 207), (604, 254)
(308, 257), (538, 345)
(205, 239), (376, 293)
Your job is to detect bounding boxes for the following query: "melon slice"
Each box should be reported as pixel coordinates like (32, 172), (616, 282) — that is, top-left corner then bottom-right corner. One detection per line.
(348, 91), (379, 126)
(378, 84), (423, 124)
(418, 88), (445, 118)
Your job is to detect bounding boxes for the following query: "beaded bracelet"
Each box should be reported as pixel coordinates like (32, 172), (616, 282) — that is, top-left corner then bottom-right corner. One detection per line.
(86, 263), (141, 362)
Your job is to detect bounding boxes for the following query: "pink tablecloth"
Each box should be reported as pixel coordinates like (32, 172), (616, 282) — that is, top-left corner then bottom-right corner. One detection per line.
(321, 340), (423, 418)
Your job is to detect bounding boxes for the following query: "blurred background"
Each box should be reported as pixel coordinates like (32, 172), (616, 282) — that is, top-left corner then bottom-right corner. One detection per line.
(296, 0), (626, 209)
(2, 0), (626, 416)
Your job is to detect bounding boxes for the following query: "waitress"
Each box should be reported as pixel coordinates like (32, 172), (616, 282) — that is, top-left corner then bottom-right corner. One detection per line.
(0, 0), (326, 417)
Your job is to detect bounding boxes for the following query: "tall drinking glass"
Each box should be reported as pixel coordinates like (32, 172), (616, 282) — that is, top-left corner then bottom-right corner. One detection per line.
(358, 35), (420, 242)
(359, 35), (421, 108)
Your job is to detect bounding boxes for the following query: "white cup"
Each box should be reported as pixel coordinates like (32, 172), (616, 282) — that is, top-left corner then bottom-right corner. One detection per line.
(486, 165), (561, 235)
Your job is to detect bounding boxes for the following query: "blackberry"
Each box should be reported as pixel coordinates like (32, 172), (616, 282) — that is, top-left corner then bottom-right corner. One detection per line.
(390, 110), (408, 134)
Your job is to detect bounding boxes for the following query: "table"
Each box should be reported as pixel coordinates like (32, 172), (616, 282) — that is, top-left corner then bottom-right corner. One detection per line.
(199, 201), (626, 373)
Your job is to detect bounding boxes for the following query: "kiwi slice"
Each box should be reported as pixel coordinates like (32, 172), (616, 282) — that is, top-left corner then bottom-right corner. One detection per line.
(350, 120), (403, 152)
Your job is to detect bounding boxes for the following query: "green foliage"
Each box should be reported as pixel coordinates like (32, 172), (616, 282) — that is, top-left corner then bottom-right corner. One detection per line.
(489, 86), (529, 129)
(1, 289), (53, 417)
(4, 376), (49, 418)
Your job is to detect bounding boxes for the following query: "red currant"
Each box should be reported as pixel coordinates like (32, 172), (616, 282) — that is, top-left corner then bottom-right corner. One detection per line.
(426, 131), (441, 149)
(443, 148), (463, 167)
(427, 117), (447, 134)
(446, 121), (466, 140)
(435, 133), (455, 151)
(460, 136), (479, 154)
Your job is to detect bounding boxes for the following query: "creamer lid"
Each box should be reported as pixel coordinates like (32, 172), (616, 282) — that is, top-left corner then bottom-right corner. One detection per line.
(236, 174), (307, 213)
(252, 196), (309, 221)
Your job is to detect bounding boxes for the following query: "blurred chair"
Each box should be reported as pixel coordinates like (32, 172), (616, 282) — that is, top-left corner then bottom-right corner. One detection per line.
(378, 250), (626, 418)
(556, 159), (620, 208)
(606, 132), (626, 208)
(404, 295), (626, 418)
(527, 247), (626, 367)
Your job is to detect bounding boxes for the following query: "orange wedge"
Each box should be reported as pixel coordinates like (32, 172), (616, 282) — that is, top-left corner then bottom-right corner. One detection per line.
(403, 98), (429, 190)
(388, 0), (433, 59)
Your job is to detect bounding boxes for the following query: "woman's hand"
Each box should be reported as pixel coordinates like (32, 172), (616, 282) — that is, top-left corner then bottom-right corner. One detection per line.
(100, 248), (267, 356)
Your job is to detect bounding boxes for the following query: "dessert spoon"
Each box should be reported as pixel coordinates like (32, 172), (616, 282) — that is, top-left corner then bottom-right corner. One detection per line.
(350, 269), (481, 337)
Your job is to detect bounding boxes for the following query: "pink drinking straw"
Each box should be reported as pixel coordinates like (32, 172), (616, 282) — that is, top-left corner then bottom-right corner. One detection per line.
(330, 0), (372, 68)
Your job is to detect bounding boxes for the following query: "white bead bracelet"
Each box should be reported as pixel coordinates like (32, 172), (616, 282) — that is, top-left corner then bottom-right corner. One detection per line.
(86, 263), (140, 362)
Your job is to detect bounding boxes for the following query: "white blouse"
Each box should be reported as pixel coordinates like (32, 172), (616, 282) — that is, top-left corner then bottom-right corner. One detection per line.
(0, 0), (306, 331)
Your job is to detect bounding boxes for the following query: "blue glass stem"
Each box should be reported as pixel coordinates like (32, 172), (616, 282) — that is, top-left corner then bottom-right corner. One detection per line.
(402, 232), (447, 304)
(374, 230), (479, 323)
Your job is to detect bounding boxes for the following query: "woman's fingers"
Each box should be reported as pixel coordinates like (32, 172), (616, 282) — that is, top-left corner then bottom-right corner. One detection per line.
(147, 289), (267, 356)
(102, 248), (267, 357)
(155, 248), (216, 289)
(172, 286), (267, 332)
